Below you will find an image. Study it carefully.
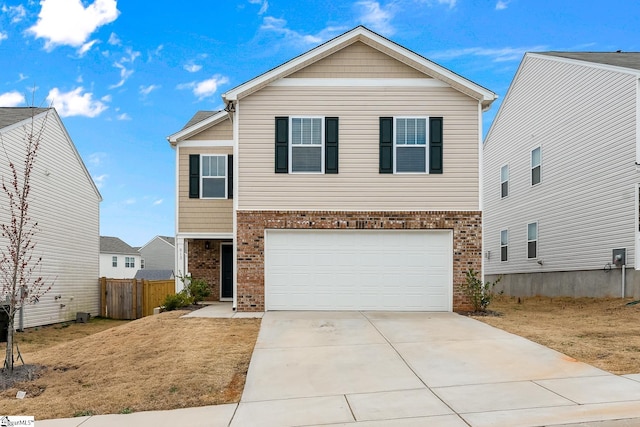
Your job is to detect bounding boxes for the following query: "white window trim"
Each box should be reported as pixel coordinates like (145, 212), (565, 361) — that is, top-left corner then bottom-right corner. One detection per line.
(200, 154), (228, 199)
(393, 116), (429, 174)
(125, 256), (135, 268)
(112, 256), (117, 267)
(288, 116), (325, 174)
(527, 221), (538, 260)
(531, 146), (542, 186)
(500, 229), (508, 262)
(500, 164), (509, 199)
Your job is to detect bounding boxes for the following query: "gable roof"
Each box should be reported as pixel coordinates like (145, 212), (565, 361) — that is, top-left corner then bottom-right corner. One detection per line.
(134, 269), (174, 280)
(223, 26), (497, 109)
(0, 107), (102, 201)
(139, 235), (176, 251)
(538, 52), (640, 72)
(167, 110), (228, 144)
(100, 236), (139, 255)
(0, 107), (50, 129)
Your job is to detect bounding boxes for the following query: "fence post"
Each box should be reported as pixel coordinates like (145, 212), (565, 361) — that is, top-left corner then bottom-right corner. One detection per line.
(100, 277), (107, 317)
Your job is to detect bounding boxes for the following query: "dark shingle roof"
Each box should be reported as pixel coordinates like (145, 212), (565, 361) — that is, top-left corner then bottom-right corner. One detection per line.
(182, 111), (220, 130)
(538, 52), (640, 71)
(0, 107), (51, 129)
(100, 236), (138, 255)
(134, 269), (175, 280)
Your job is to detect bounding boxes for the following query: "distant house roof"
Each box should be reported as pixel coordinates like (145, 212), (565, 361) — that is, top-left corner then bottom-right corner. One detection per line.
(0, 107), (51, 129)
(538, 52), (640, 72)
(134, 269), (175, 280)
(157, 235), (175, 246)
(182, 111), (219, 129)
(100, 236), (138, 255)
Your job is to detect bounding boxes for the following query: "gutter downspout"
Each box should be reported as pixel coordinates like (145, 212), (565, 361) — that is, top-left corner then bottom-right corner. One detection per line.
(224, 98), (239, 312)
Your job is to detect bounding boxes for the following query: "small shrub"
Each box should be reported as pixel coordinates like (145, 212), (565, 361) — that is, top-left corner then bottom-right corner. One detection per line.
(185, 277), (211, 303)
(462, 269), (501, 312)
(73, 410), (95, 417)
(162, 292), (192, 311)
(119, 407), (134, 414)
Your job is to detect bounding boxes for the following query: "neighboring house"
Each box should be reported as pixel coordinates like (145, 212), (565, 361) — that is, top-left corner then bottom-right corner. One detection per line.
(138, 235), (175, 271)
(483, 52), (640, 298)
(0, 107), (102, 328)
(99, 236), (141, 279)
(134, 269), (174, 280)
(168, 26), (497, 312)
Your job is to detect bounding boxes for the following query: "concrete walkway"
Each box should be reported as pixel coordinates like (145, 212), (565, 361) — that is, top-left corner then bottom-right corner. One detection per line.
(36, 306), (640, 426)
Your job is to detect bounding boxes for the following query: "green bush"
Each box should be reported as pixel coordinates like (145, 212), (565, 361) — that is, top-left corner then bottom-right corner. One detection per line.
(185, 277), (210, 303)
(162, 292), (192, 311)
(461, 269), (501, 312)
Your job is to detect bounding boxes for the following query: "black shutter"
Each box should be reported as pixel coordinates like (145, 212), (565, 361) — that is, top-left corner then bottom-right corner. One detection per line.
(189, 154), (200, 198)
(429, 117), (443, 174)
(379, 117), (393, 174)
(227, 154), (233, 199)
(275, 117), (288, 173)
(325, 117), (339, 174)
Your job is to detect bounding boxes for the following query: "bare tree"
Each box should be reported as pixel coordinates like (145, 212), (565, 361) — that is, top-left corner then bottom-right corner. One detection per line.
(0, 108), (52, 372)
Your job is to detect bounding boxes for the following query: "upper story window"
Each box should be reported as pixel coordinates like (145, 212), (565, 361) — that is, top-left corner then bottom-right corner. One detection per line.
(379, 116), (443, 174)
(531, 147), (541, 186)
(527, 222), (538, 259)
(500, 229), (508, 262)
(291, 117), (324, 173)
(188, 154), (233, 200)
(275, 116), (339, 174)
(125, 257), (135, 268)
(202, 155), (227, 198)
(112, 256), (117, 267)
(395, 117), (427, 173)
(141, 259), (145, 269)
(500, 164), (509, 198)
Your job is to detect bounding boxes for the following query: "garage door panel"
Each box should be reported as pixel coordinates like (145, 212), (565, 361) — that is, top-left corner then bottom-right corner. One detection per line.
(265, 230), (452, 311)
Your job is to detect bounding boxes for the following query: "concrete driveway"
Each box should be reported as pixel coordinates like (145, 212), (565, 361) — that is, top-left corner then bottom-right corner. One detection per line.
(231, 311), (640, 427)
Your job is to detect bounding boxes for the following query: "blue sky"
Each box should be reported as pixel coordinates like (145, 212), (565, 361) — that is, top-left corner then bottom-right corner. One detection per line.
(0, 0), (638, 247)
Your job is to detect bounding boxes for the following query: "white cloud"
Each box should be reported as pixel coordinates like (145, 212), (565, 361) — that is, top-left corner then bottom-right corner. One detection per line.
(437, 0), (456, 8)
(249, 0), (268, 14)
(124, 198), (136, 205)
(2, 4), (27, 23)
(178, 75), (229, 100)
(108, 32), (121, 45)
(18, 73), (28, 82)
(109, 48), (140, 89)
(101, 94), (112, 102)
(87, 152), (107, 167)
(496, 0), (510, 10)
(356, 1), (395, 36)
(184, 63), (202, 73)
(116, 112), (131, 120)
(47, 87), (108, 117)
(0, 91), (25, 107)
(0, 32), (7, 42)
(429, 45), (546, 62)
(153, 199), (163, 206)
(92, 173), (108, 189)
(139, 84), (160, 96)
(77, 39), (99, 56)
(259, 17), (345, 47)
(28, 0), (120, 50)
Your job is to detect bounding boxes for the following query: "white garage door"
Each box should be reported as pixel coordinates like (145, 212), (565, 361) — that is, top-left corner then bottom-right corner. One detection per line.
(265, 229), (452, 311)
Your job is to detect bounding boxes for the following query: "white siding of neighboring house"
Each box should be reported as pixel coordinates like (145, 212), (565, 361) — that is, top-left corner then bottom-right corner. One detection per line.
(0, 111), (101, 328)
(99, 253), (141, 279)
(139, 237), (175, 270)
(483, 54), (638, 275)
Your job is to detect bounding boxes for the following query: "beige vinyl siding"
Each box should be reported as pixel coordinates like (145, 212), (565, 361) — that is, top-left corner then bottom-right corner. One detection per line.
(188, 117), (232, 140)
(178, 146), (233, 232)
(290, 41), (427, 79)
(238, 85), (479, 211)
(484, 55), (638, 274)
(0, 112), (100, 328)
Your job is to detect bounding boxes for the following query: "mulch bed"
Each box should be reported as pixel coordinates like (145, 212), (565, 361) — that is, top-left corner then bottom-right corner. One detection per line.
(0, 364), (46, 391)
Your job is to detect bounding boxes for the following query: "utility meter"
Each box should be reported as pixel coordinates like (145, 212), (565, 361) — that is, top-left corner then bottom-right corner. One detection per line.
(613, 248), (626, 266)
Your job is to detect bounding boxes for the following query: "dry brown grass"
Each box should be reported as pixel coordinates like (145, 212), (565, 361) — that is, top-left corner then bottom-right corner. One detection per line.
(1, 311), (261, 420)
(473, 296), (640, 375)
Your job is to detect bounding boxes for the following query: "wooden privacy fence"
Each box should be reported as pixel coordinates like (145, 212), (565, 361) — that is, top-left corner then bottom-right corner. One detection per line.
(100, 278), (176, 320)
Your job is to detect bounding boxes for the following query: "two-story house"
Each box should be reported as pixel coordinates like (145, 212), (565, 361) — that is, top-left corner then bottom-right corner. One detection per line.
(0, 107), (101, 328)
(99, 236), (141, 279)
(169, 26), (497, 311)
(483, 52), (640, 298)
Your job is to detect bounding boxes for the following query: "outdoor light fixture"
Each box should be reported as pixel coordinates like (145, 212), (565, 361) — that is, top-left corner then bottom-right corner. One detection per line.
(205, 241), (211, 250)
(224, 101), (235, 113)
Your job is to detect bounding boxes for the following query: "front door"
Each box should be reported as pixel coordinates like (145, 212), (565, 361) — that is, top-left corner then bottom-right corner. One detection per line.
(221, 244), (233, 300)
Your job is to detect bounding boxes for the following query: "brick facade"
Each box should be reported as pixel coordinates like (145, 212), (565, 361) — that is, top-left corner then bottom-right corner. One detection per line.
(187, 239), (223, 301)
(236, 210), (482, 312)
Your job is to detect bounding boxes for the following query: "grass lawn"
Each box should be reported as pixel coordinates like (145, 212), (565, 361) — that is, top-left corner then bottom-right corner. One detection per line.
(0, 311), (261, 420)
(472, 296), (640, 375)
